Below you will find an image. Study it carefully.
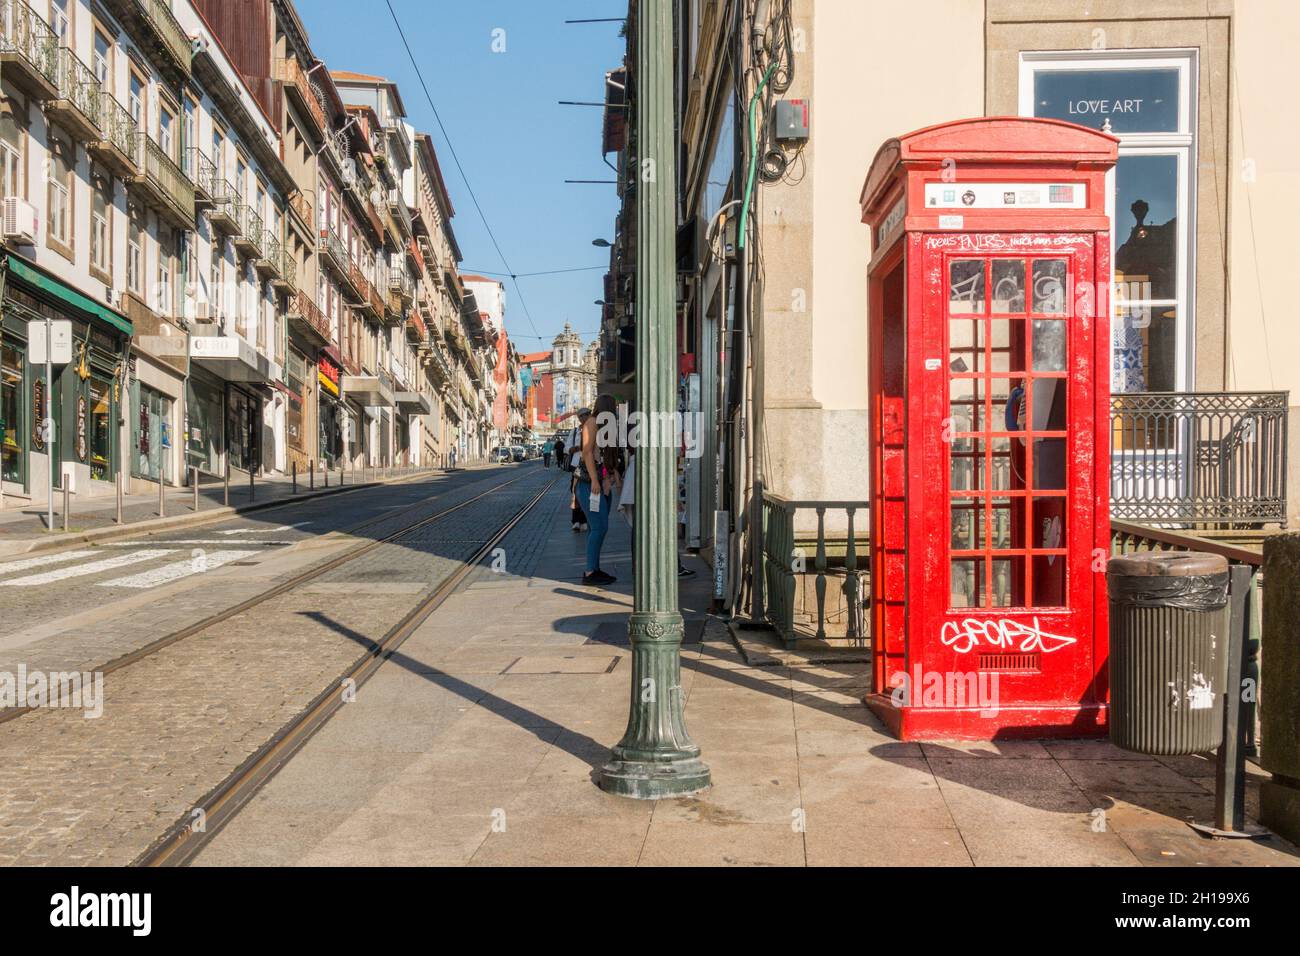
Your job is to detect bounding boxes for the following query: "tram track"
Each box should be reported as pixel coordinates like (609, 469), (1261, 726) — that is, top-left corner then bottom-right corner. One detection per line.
(0, 467), (536, 727)
(134, 471), (560, 866)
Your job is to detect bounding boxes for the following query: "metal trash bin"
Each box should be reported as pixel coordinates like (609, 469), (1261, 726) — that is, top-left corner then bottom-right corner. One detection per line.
(1107, 552), (1230, 755)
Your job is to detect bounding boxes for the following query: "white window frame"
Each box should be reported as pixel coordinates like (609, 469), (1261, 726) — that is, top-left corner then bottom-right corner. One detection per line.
(1018, 48), (1198, 392)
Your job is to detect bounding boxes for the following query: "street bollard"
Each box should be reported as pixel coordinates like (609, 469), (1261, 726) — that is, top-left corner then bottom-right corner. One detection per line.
(292, 461), (297, 494)
(192, 467), (200, 512)
(224, 459), (230, 507)
(249, 464), (254, 503)
(158, 476), (165, 518)
(115, 474), (123, 524)
(62, 484), (69, 532)
(324, 466), (329, 488)
(310, 459), (315, 490)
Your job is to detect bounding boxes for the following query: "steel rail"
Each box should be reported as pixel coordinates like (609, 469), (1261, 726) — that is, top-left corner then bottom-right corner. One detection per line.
(135, 473), (560, 866)
(0, 467), (539, 726)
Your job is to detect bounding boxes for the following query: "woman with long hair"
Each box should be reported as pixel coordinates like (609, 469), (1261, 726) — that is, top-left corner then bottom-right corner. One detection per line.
(576, 394), (624, 585)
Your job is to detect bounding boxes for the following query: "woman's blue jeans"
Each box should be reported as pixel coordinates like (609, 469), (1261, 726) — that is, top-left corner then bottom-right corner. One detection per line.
(576, 479), (612, 573)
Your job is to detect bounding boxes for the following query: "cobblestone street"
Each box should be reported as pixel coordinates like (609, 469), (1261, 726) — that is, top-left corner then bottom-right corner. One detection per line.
(0, 463), (554, 865)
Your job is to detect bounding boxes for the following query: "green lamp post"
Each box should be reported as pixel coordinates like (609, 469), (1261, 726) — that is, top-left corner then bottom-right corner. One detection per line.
(598, 0), (711, 800)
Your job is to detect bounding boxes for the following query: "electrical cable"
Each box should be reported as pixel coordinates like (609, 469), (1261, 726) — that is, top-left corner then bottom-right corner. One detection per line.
(384, 0), (545, 343)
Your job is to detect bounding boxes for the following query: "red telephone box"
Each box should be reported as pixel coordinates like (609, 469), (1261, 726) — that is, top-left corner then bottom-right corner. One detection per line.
(859, 118), (1118, 740)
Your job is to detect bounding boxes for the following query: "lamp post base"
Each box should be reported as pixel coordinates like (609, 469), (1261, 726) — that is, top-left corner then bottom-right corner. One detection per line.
(597, 756), (711, 800)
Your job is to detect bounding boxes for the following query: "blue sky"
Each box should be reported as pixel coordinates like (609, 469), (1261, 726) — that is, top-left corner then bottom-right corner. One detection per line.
(299, 0), (625, 353)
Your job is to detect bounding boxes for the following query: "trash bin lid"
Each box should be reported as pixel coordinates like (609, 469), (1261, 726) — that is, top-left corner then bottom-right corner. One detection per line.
(1107, 551), (1229, 577)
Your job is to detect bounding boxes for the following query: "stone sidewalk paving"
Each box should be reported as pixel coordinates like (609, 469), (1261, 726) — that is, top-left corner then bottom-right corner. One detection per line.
(196, 481), (1300, 867)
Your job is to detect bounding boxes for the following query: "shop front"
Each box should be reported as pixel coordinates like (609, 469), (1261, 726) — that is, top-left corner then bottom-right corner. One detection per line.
(186, 367), (225, 478)
(0, 255), (130, 500)
(125, 292), (188, 489)
(188, 333), (279, 477)
(317, 348), (343, 466)
(284, 347), (313, 473)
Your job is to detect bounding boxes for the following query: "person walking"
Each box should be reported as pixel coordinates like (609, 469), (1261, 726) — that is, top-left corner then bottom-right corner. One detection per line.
(575, 395), (623, 586)
(542, 439), (554, 468)
(553, 434), (566, 469)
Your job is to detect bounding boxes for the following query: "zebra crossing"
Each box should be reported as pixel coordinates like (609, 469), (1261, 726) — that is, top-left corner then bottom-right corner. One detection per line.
(0, 541), (276, 591)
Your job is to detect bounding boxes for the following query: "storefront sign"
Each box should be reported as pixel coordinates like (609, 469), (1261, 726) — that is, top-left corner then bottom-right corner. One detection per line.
(318, 355), (341, 398)
(32, 379), (45, 451)
(76, 395), (87, 461)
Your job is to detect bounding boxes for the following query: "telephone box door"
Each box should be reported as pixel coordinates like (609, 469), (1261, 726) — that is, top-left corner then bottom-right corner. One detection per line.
(917, 233), (1105, 730)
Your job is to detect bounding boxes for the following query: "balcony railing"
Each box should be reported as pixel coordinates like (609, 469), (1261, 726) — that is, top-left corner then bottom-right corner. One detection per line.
(760, 495), (870, 649)
(389, 267), (413, 300)
(1111, 391), (1289, 527)
(318, 227), (348, 277)
(257, 230), (283, 279)
(135, 133), (194, 226)
(388, 187), (412, 237)
(286, 188), (313, 231)
(232, 201), (264, 257)
(184, 146), (216, 200)
(288, 288), (330, 346)
(0, 0), (59, 98)
(106, 0), (190, 77)
(50, 45), (102, 137)
(91, 90), (139, 174)
(275, 55), (327, 139)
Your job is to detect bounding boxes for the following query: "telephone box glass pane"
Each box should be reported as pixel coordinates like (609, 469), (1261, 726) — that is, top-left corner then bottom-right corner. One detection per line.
(1032, 554), (1067, 607)
(990, 378), (1017, 432)
(990, 496), (1015, 549)
(1032, 319), (1067, 371)
(990, 318), (1026, 373)
(950, 316), (985, 373)
(991, 259), (1026, 312)
(949, 378), (983, 434)
(1031, 378), (1068, 431)
(1032, 259), (1068, 314)
(991, 557), (1023, 607)
(951, 439), (985, 490)
(1033, 496), (1067, 550)
(950, 501), (983, 550)
(1033, 438), (1068, 489)
(951, 559), (985, 608)
(949, 260), (985, 313)
(990, 437), (1014, 490)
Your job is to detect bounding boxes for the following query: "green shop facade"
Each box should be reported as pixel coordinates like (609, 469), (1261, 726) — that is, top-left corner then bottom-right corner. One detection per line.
(1, 255), (130, 499)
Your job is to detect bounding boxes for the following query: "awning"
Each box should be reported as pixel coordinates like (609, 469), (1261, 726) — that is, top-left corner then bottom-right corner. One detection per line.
(4, 254), (132, 336)
(395, 390), (432, 414)
(342, 373), (395, 407)
(190, 335), (280, 384)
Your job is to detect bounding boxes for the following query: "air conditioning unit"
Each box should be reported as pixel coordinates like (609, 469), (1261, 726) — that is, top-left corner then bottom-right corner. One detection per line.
(191, 36), (209, 57)
(3, 197), (38, 245)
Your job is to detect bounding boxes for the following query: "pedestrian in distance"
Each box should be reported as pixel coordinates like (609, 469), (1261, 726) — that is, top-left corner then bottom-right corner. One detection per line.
(542, 439), (554, 468)
(568, 411), (590, 532)
(576, 395), (624, 586)
(553, 434), (566, 471)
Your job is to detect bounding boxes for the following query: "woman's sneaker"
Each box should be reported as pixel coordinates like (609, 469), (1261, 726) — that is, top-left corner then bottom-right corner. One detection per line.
(583, 569), (617, 586)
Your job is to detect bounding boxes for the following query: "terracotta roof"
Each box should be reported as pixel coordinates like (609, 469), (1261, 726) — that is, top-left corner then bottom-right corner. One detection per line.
(330, 69), (388, 83)
(520, 351), (552, 364)
(461, 274), (503, 286)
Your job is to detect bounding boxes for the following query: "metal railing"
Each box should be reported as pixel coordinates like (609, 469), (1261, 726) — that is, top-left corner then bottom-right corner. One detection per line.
(52, 45), (102, 129)
(286, 188), (313, 229)
(761, 494), (870, 648)
(275, 55), (327, 136)
(318, 227), (348, 275)
(184, 145), (216, 195)
(232, 201), (265, 256)
(1111, 391), (1289, 526)
(389, 267), (413, 299)
(0, 0), (58, 91)
(97, 90), (139, 163)
(133, 0), (190, 75)
(137, 132), (194, 221)
(288, 288), (330, 343)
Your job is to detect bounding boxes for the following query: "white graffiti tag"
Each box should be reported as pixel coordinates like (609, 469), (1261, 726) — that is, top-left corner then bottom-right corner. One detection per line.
(940, 617), (1077, 655)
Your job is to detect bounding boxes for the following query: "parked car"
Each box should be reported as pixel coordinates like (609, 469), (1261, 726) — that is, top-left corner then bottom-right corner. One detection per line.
(510, 445), (527, 462)
(492, 447), (511, 464)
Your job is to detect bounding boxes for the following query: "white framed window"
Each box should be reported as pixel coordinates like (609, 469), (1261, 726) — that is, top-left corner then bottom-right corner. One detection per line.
(210, 239), (224, 321)
(91, 172), (110, 275)
(127, 206), (144, 295)
(1, 99), (24, 201)
(1019, 49), (1197, 394)
(49, 0), (70, 44)
(46, 135), (72, 248)
(128, 71), (145, 129)
(92, 28), (112, 90)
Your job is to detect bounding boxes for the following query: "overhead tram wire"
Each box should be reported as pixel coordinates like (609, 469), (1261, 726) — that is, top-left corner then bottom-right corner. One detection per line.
(461, 265), (609, 279)
(383, 0), (545, 342)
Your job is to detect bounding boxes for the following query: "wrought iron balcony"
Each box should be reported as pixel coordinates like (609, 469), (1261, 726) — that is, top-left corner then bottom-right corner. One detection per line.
(0, 0), (58, 100)
(275, 55), (327, 141)
(49, 46), (102, 140)
(387, 187), (412, 238)
(286, 188), (313, 233)
(317, 227), (350, 283)
(287, 288), (330, 347)
(90, 90), (139, 176)
(132, 132), (194, 227)
(256, 229), (282, 280)
(104, 0), (190, 79)
(388, 267), (414, 303)
(185, 146), (217, 205)
(204, 173), (240, 234)
(1111, 391), (1289, 527)
(231, 201), (264, 258)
